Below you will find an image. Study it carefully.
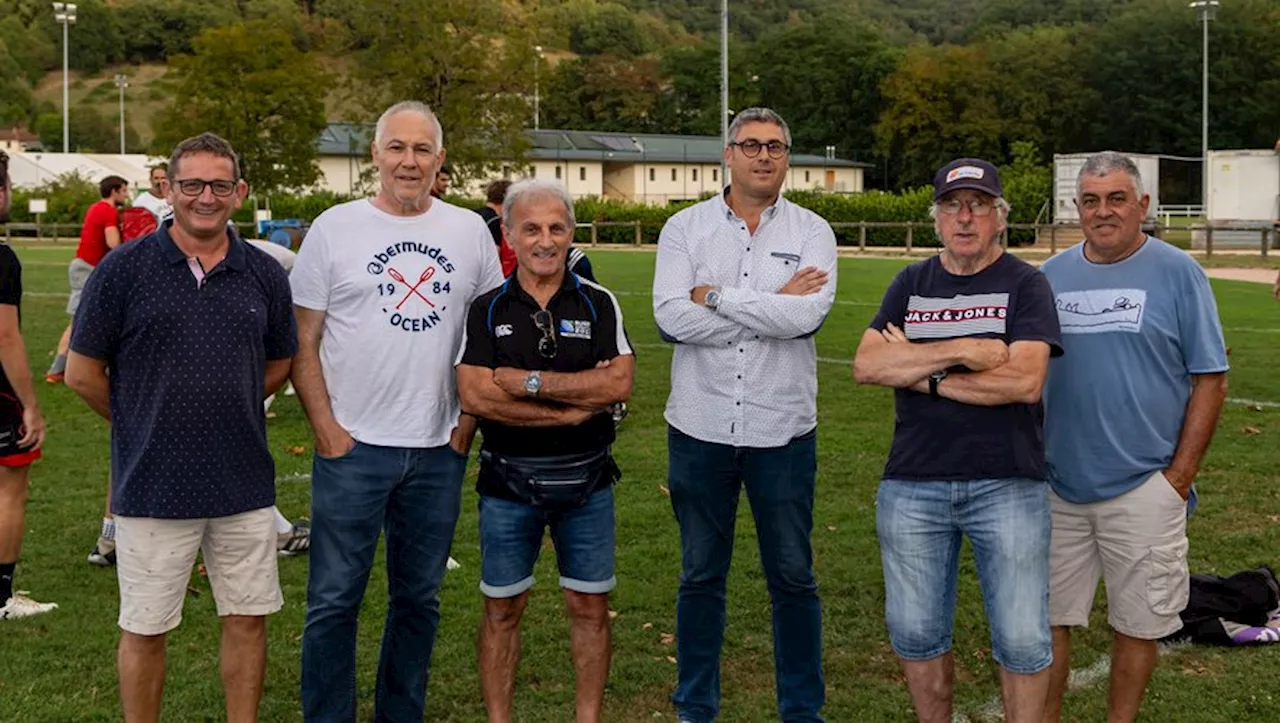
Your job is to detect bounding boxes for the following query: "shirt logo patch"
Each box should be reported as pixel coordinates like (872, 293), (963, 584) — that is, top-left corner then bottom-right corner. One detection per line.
(495, 324), (513, 338)
(559, 319), (592, 340)
(946, 166), (985, 183)
(904, 293), (1008, 339)
(1055, 289), (1145, 334)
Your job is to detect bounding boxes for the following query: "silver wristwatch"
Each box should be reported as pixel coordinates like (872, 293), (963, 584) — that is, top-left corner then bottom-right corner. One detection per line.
(704, 288), (722, 310)
(524, 370), (543, 396)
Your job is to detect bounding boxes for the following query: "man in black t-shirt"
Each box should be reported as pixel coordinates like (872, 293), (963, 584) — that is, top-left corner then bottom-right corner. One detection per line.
(852, 158), (1062, 723)
(457, 178), (634, 723)
(0, 151), (54, 620)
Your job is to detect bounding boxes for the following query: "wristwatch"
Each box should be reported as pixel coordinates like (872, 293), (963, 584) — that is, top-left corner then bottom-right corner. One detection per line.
(524, 370), (543, 396)
(704, 288), (722, 310)
(928, 369), (948, 399)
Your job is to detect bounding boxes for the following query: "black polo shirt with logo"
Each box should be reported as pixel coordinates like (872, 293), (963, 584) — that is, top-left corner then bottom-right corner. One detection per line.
(459, 272), (632, 458)
(70, 221), (297, 519)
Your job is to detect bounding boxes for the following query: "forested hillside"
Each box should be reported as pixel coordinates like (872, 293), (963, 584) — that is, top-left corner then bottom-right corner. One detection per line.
(1, 0), (1277, 189)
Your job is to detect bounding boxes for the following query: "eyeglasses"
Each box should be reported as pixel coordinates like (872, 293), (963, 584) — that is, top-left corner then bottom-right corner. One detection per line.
(532, 309), (557, 359)
(173, 178), (237, 197)
(937, 198), (996, 217)
(730, 139), (790, 159)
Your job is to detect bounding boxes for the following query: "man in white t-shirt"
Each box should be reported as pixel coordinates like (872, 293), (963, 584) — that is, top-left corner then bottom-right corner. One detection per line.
(131, 164), (172, 222)
(291, 100), (504, 722)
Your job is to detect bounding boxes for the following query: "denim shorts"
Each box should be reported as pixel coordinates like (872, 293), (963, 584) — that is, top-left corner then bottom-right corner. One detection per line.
(876, 477), (1052, 675)
(478, 485), (616, 598)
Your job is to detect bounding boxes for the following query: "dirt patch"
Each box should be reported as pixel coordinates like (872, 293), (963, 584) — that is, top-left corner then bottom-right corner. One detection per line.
(1205, 268), (1278, 285)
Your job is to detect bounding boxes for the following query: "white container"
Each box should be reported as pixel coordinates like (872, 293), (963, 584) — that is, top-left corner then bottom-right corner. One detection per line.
(1206, 149), (1279, 223)
(1052, 152), (1160, 223)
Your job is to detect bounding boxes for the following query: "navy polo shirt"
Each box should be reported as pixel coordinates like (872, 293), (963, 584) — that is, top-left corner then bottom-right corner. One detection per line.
(70, 221), (297, 519)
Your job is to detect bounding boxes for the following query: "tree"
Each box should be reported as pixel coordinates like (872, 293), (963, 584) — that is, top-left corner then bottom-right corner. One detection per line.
(152, 21), (331, 194)
(35, 106), (123, 152)
(0, 39), (34, 126)
(874, 44), (1006, 188)
(34, 0), (122, 74)
(754, 16), (900, 159)
(342, 0), (533, 179)
(569, 2), (649, 57)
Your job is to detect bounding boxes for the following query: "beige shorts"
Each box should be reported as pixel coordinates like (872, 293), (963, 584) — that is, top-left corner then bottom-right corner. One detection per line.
(1048, 471), (1189, 639)
(116, 507), (283, 635)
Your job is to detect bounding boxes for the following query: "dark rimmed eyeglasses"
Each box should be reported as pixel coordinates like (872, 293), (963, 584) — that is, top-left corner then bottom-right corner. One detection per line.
(532, 309), (557, 359)
(730, 139), (790, 159)
(173, 178), (237, 197)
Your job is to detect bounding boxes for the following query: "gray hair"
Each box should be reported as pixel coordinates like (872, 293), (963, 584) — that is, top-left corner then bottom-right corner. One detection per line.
(169, 132), (241, 180)
(1076, 151), (1145, 199)
(727, 107), (792, 147)
(928, 196), (1012, 220)
(375, 101), (444, 149)
(502, 179), (576, 231)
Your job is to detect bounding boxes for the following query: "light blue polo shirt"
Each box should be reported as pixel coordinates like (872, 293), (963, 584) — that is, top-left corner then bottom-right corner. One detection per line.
(1040, 237), (1228, 504)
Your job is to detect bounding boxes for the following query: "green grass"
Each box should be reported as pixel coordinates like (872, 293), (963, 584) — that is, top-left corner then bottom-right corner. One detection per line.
(2, 245), (1279, 721)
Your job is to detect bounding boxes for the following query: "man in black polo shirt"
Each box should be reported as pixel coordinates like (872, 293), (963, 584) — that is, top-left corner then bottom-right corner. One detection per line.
(65, 133), (296, 723)
(457, 178), (634, 723)
(0, 150), (53, 620)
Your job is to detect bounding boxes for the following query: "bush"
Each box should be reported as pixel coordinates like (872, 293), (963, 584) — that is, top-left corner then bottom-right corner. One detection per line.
(9, 173), (101, 224)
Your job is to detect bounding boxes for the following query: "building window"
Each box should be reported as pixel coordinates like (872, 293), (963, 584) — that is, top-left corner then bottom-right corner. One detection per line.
(649, 168), (655, 182)
(805, 170), (811, 182)
(671, 168), (678, 181)
(555, 165), (562, 180)
(692, 169), (698, 182)
(712, 169), (718, 182)
(579, 166), (586, 181)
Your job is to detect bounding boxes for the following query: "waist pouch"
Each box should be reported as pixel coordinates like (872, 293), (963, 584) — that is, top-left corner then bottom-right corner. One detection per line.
(479, 448), (619, 511)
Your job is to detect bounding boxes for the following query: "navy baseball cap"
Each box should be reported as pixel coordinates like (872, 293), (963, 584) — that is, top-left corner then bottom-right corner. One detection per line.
(933, 158), (1002, 201)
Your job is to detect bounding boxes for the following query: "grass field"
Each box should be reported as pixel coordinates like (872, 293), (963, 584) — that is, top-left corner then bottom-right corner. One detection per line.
(2, 245), (1278, 722)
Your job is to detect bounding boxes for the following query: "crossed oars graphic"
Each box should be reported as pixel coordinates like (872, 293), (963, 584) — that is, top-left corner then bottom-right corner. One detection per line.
(388, 266), (436, 310)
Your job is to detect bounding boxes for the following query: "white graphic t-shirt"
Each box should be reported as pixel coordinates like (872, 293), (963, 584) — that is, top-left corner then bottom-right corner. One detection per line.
(291, 198), (504, 447)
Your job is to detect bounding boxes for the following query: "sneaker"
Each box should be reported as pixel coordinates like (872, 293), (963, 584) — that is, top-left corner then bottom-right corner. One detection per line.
(44, 371), (64, 384)
(88, 537), (117, 566)
(277, 519), (311, 557)
(0, 592), (58, 619)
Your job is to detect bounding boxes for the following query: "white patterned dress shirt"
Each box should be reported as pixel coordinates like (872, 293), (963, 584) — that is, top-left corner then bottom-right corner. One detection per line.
(653, 191), (837, 448)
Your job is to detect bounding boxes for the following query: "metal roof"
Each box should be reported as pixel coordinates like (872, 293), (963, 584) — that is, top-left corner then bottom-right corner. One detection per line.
(318, 123), (871, 168)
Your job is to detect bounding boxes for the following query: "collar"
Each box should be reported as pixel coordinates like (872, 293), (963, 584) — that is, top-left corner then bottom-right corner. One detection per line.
(157, 219), (247, 272)
(718, 185), (785, 222)
(509, 269), (580, 309)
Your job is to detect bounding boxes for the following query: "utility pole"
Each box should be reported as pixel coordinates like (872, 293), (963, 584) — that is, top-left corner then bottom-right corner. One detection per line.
(53, 3), (78, 153)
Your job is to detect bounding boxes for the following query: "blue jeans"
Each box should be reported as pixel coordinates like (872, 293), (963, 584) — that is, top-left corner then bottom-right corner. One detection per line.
(301, 441), (466, 722)
(667, 426), (824, 723)
(478, 486), (616, 598)
(876, 478), (1051, 674)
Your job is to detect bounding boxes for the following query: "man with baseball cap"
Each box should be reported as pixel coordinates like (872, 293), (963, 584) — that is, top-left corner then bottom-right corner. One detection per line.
(853, 158), (1062, 722)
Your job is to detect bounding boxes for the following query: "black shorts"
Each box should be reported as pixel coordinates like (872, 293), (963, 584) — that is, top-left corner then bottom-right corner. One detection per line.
(0, 392), (39, 467)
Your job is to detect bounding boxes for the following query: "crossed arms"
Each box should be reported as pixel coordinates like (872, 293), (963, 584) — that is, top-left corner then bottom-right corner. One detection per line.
(457, 355), (635, 428)
(852, 323), (1051, 406)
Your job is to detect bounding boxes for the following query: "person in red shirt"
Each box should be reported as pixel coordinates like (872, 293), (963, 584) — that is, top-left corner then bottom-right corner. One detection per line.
(46, 175), (129, 385)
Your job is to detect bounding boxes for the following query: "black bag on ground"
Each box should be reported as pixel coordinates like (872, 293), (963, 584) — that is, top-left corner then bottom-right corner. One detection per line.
(1162, 566), (1279, 645)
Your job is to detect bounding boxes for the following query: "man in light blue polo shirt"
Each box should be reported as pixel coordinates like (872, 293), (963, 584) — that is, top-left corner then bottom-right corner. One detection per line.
(1040, 152), (1229, 723)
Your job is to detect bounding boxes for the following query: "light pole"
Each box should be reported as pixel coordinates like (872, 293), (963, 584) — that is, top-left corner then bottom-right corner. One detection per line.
(720, 0), (728, 188)
(533, 45), (543, 131)
(53, 3), (77, 154)
(1190, 0), (1218, 215)
(114, 73), (128, 154)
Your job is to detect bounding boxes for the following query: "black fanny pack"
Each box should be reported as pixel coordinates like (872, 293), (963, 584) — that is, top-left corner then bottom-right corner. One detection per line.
(479, 448), (619, 511)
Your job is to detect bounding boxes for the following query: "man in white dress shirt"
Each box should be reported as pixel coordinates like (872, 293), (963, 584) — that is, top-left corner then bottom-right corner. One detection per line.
(652, 107), (837, 723)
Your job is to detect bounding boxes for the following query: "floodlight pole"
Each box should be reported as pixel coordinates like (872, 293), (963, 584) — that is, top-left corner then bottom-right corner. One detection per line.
(534, 45), (543, 131)
(1190, 0), (1218, 215)
(720, 0), (728, 189)
(53, 3), (78, 154)
(114, 74), (128, 154)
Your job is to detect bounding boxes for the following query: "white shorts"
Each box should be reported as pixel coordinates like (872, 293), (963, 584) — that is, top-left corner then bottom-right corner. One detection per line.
(1048, 471), (1189, 640)
(116, 507), (283, 635)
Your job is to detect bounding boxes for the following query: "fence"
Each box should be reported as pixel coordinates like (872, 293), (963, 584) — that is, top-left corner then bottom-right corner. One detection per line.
(5, 220), (1276, 258)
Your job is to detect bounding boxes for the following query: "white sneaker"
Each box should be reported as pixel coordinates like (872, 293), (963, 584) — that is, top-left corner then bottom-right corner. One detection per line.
(1, 592), (58, 619)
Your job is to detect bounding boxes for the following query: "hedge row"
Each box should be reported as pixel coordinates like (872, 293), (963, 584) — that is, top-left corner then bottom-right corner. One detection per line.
(6, 172), (1049, 248)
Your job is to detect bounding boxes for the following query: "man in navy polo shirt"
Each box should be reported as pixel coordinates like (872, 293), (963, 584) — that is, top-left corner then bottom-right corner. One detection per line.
(457, 179), (633, 722)
(65, 132), (296, 723)
(853, 158), (1062, 723)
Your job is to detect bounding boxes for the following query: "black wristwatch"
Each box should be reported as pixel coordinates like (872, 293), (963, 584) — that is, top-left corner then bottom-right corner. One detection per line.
(928, 369), (948, 399)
